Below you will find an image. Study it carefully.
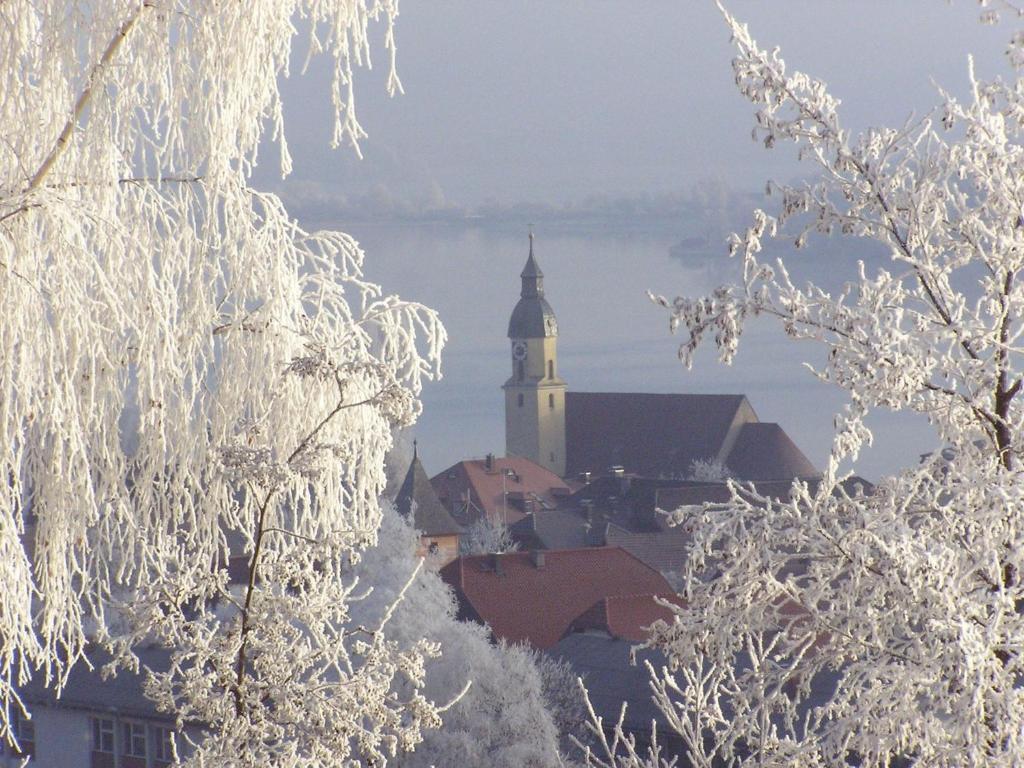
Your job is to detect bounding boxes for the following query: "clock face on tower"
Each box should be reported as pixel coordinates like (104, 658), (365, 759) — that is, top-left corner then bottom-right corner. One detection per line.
(512, 341), (527, 360)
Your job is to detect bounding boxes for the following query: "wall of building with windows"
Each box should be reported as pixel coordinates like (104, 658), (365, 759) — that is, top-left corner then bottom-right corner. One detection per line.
(0, 707), (178, 768)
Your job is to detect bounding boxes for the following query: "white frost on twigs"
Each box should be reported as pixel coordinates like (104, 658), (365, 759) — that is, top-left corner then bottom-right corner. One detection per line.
(1, 1), (448, 764)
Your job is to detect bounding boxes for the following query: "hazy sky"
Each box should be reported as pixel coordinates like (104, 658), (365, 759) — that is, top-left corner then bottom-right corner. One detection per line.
(260, 1), (1013, 211)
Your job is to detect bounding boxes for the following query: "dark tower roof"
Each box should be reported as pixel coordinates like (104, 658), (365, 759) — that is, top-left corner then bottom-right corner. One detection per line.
(508, 232), (558, 338)
(396, 448), (463, 536)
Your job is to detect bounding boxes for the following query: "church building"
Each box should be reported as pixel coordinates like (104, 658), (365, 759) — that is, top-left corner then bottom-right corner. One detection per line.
(503, 236), (818, 482)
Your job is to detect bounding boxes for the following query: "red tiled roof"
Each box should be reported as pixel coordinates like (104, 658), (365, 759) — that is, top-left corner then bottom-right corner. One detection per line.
(569, 593), (685, 642)
(564, 392), (753, 479)
(431, 456), (571, 527)
(439, 547), (674, 649)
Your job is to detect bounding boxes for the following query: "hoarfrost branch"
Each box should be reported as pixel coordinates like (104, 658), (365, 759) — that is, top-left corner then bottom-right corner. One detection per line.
(0, 1), (449, 764)
(603, 3), (1024, 766)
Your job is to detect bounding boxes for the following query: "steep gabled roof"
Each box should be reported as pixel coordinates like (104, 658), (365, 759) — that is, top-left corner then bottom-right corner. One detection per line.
(439, 547), (673, 649)
(396, 454), (462, 536)
(724, 422), (818, 480)
(564, 392), (754, 479)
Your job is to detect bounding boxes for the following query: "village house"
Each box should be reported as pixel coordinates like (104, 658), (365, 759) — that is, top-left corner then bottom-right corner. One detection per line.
(430, 453), (572, 528)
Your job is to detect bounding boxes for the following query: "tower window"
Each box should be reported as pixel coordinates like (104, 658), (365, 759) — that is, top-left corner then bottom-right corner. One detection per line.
(517, 394), (524, 407)
(550, 452), (555, 462)
(549, 393), (554, 409)
(517, 361), (524, 381)
(548, 360), (554, 379)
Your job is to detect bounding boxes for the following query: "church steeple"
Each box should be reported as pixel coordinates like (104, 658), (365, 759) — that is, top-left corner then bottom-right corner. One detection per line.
(503, 231), (566, 477)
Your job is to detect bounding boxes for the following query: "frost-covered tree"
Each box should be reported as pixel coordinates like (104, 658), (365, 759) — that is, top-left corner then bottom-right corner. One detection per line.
(593, 3), (1024, 767)
(1, 2), (447, 764)
(351, 505), (565, 768)
(459, 515), (519, 556)
(685, 458), (733, 483)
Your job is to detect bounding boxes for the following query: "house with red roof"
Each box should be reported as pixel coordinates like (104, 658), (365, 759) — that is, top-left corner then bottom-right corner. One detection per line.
(439, 547), (673, 649)
(431, 454), (572, 528)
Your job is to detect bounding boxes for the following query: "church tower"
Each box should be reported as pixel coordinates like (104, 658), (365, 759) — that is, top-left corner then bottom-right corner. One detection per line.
(504, 234), (567, 476)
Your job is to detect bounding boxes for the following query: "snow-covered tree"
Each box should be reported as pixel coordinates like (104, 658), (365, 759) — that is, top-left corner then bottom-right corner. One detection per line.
(1, 2), (448, 764)
(685, 458), (733, 483)
(459, 515), (519, 556)
(594, 3), (1024, 766)
(351, 505), (566, 768)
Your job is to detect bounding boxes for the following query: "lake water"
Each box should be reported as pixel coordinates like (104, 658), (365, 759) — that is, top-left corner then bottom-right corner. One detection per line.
(329, 220), (938, 484)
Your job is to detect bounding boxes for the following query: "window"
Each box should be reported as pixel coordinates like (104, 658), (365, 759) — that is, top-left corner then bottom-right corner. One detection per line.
(548, 360), (554, 379)
(92, 717), (116, 768)
(517, 361), (524, 381)
(548, 393), (554, 409)
(123, 721), (147, 758)
(550, 452), (555, 462)
(517, 393), (523, 407)
(153, 726), (175, 765)
(12, 709), (34, 758)
(93, 718), (114, 753)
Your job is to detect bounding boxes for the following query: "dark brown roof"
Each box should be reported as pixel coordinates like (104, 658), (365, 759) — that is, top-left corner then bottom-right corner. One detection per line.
(724, 422), (818, 480)
(439, 547), (673, 649)
(396, 455), (463, 536)
(564, 392), (752, 479)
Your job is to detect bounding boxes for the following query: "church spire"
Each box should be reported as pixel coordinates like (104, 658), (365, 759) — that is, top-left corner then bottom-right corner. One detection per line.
(520, 231), (544, 298)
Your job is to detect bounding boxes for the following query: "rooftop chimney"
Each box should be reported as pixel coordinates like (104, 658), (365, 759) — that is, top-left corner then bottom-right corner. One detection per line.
(531, 550), (545, 569)
(485, 453), (495, 471)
